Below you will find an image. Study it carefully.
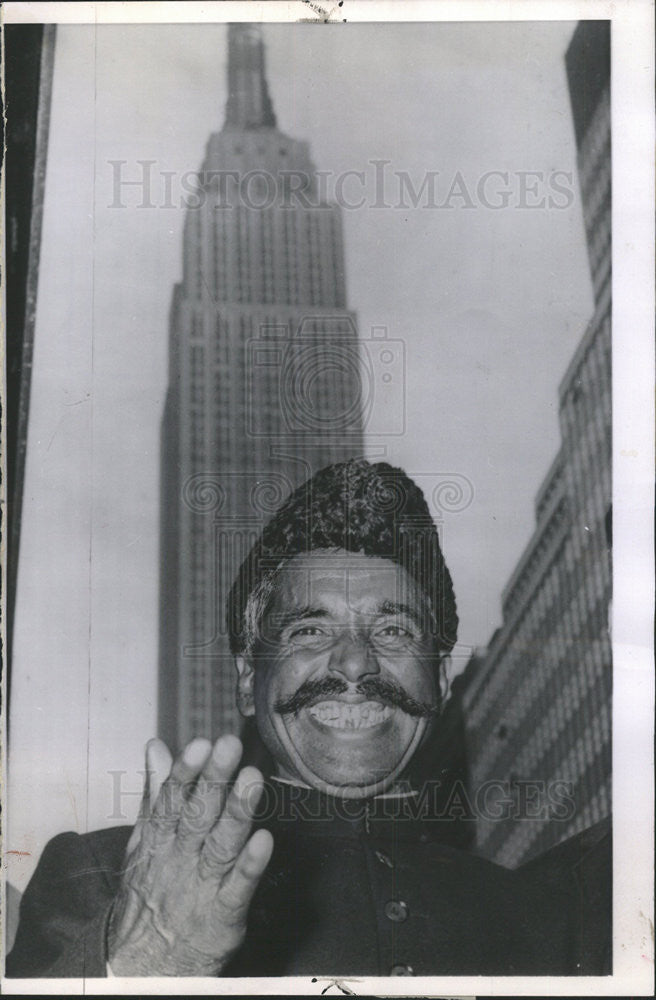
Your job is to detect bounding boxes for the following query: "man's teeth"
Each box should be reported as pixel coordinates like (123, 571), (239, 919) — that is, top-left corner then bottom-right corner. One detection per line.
(307, 700), (392, 729)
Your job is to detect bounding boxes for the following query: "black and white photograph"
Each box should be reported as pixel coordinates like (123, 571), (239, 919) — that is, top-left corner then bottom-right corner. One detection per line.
(2, 0), (653, 993)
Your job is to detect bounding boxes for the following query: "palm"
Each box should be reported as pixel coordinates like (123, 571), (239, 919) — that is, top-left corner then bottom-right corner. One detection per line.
(108, 736), (273, 977)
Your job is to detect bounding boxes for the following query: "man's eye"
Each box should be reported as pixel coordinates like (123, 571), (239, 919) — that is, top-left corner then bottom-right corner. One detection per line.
(289, 625), (325, 639)
(376, 624), (411, 640)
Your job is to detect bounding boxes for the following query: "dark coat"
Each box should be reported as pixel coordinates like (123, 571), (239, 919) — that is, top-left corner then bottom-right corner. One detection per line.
(7, 783), (611, 978)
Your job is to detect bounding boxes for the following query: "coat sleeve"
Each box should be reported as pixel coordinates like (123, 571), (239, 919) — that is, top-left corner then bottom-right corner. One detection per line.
(6, 828), (129, 979)
(518, 817), (612, 975)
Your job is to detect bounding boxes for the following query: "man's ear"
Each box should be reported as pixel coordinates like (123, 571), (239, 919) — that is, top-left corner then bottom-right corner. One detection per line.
(235, 656), (255, 717)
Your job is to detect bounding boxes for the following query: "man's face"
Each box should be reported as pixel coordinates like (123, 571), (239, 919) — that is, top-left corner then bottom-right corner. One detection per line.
(237, 550), (441, 799)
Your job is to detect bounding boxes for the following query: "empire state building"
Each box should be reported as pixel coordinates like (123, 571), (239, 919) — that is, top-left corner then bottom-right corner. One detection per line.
(158, 25), (364, 748)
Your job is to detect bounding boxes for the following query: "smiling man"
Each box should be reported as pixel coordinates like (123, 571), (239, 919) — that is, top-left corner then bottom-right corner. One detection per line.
(240, 552), (442, 796)
(7, 460), (608, 978)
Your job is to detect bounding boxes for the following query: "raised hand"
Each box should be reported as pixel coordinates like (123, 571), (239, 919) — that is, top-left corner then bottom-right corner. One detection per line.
(107, 735), (273, 977)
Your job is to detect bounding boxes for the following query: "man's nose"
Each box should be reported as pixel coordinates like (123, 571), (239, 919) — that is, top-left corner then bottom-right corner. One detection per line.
(327, 631), (380, 683)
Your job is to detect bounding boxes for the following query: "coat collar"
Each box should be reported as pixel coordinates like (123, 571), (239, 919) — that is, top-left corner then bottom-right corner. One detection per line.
(253, 776), (434, 840)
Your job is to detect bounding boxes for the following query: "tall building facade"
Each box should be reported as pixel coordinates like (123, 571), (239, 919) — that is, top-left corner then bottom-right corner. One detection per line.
(159, 25), (364, 749)
(459, 22), (611, 867)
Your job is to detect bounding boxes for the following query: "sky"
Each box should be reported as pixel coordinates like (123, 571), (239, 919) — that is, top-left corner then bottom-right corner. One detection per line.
(9, 18), (595, 886)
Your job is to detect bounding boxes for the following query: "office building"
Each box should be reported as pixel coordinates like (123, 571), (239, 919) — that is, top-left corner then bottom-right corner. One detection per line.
(159, 25), (364, 748)
(460, 21), (611, 866)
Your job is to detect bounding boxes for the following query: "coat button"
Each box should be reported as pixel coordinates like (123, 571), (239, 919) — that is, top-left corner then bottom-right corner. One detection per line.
(375, 849), (394, 868)
(390, 963), (414, 975)
(384, 900), (409, 922)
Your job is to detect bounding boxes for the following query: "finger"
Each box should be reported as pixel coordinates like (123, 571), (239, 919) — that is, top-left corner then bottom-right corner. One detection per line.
(150, 738), (212, 832)
(215, 829), (274, 923)
(198, 766), (264, 880)
(146, 738), (174, 808)
(126, 738), (173, 855)
(176, 735), (243, 851)
(126, 823), (142, 857)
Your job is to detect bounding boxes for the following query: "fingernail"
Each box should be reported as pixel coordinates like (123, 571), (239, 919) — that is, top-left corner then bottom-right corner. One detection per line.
(234, 766), (261, 800)
(182, 738), (211, 768)
(211, 734), (242, 766)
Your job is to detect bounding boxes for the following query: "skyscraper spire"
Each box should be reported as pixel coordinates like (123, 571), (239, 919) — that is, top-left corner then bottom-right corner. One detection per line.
(160, 20), (361, 748)
(223, 24), (277, 130)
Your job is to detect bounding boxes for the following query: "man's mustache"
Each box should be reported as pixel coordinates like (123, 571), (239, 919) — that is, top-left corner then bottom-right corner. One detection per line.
(274, 676), (438, 718)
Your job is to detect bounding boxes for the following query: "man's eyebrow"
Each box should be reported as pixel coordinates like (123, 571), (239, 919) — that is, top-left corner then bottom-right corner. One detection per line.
(268, 606), (331, 634)
(376, 600), (425, 629)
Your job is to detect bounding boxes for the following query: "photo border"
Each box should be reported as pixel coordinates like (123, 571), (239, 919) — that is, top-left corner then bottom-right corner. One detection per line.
(2, 1), (653, 996)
